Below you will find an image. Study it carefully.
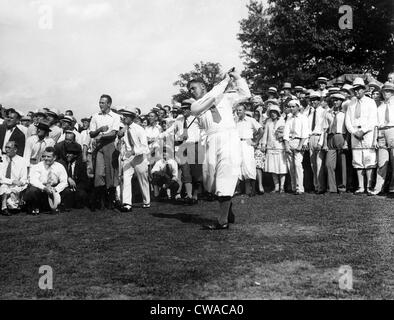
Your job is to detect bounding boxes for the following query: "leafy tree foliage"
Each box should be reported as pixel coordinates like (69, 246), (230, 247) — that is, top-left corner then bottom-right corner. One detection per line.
(238, 0), (394, 93)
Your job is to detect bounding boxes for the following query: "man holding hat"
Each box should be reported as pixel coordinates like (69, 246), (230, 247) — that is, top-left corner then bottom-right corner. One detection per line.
(24, 146), (68, 215)
(373, 82), (394, 195)
(23, 120), (55, 166)
(45, 108), (62, 143)
(117, 107), (150, 212)
(345, 77), (378, 195)
(324, 93), (348, 193)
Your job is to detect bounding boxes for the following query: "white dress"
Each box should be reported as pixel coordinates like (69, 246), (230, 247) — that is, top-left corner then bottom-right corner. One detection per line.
(262, 118), (288, 174)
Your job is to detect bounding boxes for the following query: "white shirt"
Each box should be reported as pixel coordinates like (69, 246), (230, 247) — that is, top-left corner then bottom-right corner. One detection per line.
(29, 161), (68, 193)
(345, 96), (378, 134)
(81, 129), (92, 152)
(307, 106), (327, 135)
(2, 127), (16, 153)
(377, 96), (394, 127)
(121, 122), (149, 158)
(151, 158), (178, 180)
(236, 116), (262, 140)
(325, 110), (346, 134)
(0, 154), (28, 186)
(90, 110), (121, 134)
(23, 135), (55, 165)
(283, 113), (310, 141)
(192, 78), (251, 134)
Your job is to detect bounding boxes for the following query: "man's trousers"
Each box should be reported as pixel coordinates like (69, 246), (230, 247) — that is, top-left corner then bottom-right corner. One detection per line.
(62, 187), (88, 209)
(286, 139), (305, 192)
(122, 154), (150, 206)
(326, 134), (347, 193)
(375, 128), (394, 193)
(309, 135), (326, 192)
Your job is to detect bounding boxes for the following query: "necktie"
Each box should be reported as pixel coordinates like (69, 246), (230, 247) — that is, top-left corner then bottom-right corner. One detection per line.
(331, 112), (338, 134)
(355, 100), (361, 119)
(385, 103), (390, 124)
(67, 163), (73, 178)
(5, 159), (12, 179)
(311, 109), (317, 131)
(210, 105), (222, 123)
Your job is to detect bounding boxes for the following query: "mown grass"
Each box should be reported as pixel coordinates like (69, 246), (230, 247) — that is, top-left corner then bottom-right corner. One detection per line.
(0, 192), (393, 299)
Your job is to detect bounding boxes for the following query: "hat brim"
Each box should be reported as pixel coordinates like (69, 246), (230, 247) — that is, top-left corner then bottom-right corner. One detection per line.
(353, 84), (366, 89)
(48, 191), (61, 210)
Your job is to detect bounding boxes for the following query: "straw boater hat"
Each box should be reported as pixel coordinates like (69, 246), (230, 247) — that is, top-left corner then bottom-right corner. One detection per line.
(328, 87), (340, 95)
(352, 77), (367, 90)
(382, 82), (394, 92)
(282, 82), (292, 90)
(267, 87), (278, 95)
(317, 77), (329, 83)
(309, 91), (321, 100)
(60, 115), (74, 125)
(45, 108), (60, 119)
(340, 84), (353, 94)
(118, 107), (138, 117)
(294, 86), (303, 92)
(330, 93), (346, 101)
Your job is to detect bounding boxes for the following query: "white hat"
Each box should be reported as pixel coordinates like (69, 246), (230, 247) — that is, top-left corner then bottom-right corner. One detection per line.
(309, 91), (320, 99)
(268, 105), (281, 114)
(48, 191), (61, 210)
(118, 106), (138, 117)
(352, 77), (366, 89)
(288, 99), (301, 108)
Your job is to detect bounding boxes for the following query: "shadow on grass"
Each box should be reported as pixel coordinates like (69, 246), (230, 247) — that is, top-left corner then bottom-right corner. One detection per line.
(151, 212), (215, 226)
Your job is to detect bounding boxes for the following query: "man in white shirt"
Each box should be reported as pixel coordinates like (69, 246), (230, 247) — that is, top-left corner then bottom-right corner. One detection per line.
(151, 157), (179, 200)
(118, 107), (150, 212)
(373, 82), (394, 195)
(89, 94), (121, 209)
(345, 78), (378, 195)
(23, 146), (68, 215)
(323, 93), (348, 193)
(24, 120), (55, 166)
(308, 91), (328, 193)
(190, 69), (251, 230)
(235, 104), (263, 196)
(0, 141), (28, 215)
(283, 100), (310, 194)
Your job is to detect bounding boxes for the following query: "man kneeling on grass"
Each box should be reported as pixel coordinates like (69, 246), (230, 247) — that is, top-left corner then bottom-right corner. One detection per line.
(23, 146), (68, 215)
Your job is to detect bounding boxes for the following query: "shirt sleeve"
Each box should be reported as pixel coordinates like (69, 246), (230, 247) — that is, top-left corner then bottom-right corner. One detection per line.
(345, 104), (356, 134)
(29, 164), (45, 190)
(111, 114), (121, 132)
(300, 115), (310, 139)
(55, 163), (69, 193)
(283, 120), (290, 141)
(23, 137), (33, 164)
(89, 115), (98, 132)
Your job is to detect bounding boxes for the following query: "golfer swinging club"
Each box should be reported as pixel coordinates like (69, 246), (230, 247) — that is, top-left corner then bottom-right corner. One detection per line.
(188, 68), (251, 230)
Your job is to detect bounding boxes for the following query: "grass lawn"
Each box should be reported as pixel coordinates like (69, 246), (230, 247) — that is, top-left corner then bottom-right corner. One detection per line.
(0, 192), (393, 299)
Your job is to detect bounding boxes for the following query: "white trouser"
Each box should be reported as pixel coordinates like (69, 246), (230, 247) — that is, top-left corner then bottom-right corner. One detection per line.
(239, 139), (256, 180)
(122, 154), (150, 206)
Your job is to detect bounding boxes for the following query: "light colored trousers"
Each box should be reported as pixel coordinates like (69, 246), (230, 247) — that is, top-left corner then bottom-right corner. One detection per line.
(286, 139), (304, 192)
(122, 154), (150, 206)
(309, 135), (326, 192)
(375, 128), (394, 193)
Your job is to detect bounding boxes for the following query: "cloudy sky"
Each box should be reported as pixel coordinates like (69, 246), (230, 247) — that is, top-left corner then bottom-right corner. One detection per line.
(0, 0), (252, 118)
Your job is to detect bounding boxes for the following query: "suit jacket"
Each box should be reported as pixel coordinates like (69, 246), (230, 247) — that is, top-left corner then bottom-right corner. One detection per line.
(59, 158), (89, 190)
(54, 141), (82, 163)
(0, 124), (26, 157)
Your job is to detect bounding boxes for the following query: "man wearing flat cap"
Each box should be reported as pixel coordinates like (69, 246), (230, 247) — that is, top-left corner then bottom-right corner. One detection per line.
(23, 120), (55, 166)
(373, 82), (394, 195)
(345, 77), (378, 195)
(117, 107), (150, 212)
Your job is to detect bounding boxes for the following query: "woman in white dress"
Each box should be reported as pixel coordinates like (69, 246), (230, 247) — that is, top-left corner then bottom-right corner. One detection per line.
(261, 104), (288, 192)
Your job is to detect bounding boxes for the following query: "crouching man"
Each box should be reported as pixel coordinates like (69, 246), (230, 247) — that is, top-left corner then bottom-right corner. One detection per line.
(0, 141), (28, 216)
(59, 144), (89, 211)
(23, 146), (68, 215)
(151, 157), (180, 201)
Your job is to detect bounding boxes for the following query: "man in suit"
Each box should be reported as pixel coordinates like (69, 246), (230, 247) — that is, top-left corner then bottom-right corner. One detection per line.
(59, 143), (89, 210)
(0, 108), (25, 157)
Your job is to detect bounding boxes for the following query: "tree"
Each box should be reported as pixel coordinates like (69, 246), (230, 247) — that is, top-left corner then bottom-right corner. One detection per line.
(238, 0), (394, 93)
(172, 61), (224, 102)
